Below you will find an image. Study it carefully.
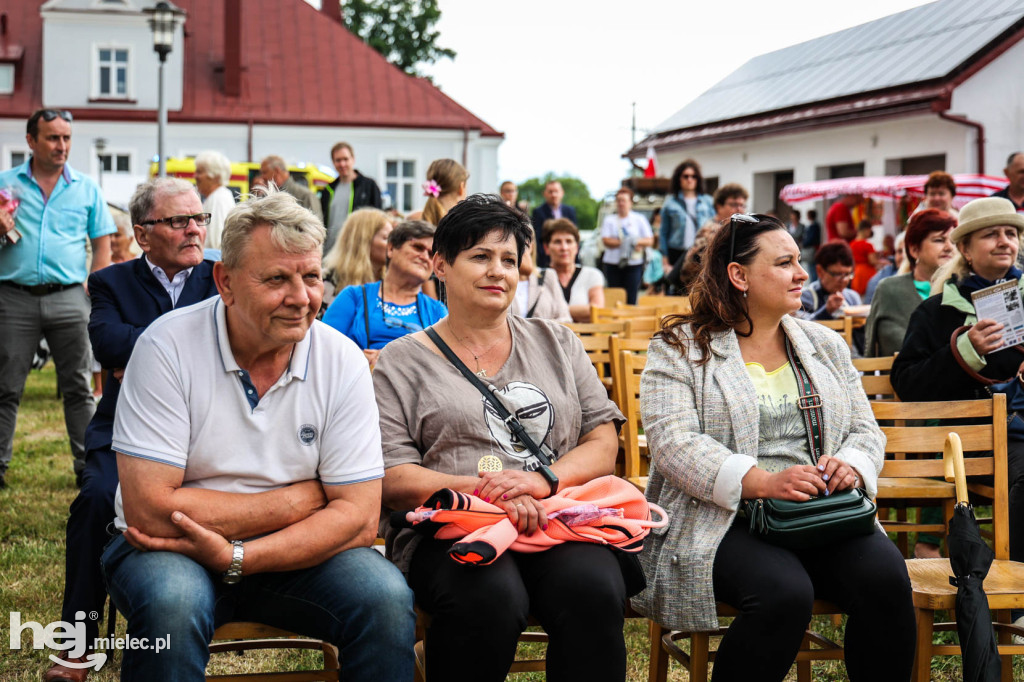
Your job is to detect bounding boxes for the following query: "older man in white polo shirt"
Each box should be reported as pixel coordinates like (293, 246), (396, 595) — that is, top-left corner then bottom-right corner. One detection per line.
(99, 191), (414, 681)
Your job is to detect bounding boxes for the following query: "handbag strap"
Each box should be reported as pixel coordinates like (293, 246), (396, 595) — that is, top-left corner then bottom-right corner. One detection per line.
(361, 284), (371, 349)
(425, 326), (552, 466)
(526, 269), (547, 318)
(949, 324), (1024, 385)
(784, 335), (824, 464)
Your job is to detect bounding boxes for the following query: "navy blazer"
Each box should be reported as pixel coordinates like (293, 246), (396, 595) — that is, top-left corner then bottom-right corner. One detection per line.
(531, 203), (578, 268)
(84, 257), (219, 453)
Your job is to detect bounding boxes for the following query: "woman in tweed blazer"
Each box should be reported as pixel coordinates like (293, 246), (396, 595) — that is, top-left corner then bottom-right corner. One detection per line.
(634, 215), (914, 681)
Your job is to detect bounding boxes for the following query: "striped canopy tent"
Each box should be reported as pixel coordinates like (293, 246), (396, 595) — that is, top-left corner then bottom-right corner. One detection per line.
(779, 174), (1008, 209)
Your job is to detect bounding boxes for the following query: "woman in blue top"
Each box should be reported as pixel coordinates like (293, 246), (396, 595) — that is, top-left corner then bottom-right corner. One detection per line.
(323, 220), (447, 368)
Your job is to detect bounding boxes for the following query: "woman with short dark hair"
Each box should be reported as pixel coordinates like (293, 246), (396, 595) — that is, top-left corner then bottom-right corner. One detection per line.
(636, 214), (915, 681)
(374, 194), (628, 682)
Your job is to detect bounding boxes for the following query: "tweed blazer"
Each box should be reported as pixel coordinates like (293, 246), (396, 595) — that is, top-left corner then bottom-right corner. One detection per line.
(631, 314), (885, 631)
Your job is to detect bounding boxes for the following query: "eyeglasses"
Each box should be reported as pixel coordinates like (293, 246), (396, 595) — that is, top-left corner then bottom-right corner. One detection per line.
(728, 213), (759, 263)
(681, 173), (697, 180)
(139, 213), (212, 229)
(824, 269), (855, 281)
(40, 109), (73, 123)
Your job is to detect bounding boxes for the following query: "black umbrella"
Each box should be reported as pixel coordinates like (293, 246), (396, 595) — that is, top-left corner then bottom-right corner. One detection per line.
(944, 434), (1001, 682)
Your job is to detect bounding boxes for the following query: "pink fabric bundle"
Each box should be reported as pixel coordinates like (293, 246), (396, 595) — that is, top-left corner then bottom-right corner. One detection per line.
(400, 475), (668, 566)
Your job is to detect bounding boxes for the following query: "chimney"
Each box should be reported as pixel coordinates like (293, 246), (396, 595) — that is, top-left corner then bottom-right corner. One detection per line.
(224, 0), (242, 97)
(321, 1), (342, 23)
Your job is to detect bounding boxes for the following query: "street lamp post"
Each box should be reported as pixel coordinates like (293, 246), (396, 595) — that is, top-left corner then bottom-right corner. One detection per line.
(94, 137), (108, 191)
(144, 1), (185, 178)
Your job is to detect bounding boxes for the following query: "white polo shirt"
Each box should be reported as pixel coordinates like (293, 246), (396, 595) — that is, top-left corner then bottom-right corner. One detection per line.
(112, 296), (382, 531)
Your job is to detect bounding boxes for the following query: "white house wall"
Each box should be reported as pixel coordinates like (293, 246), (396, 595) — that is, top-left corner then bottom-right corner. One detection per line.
(656, 114), (971, 214)
(949, 38), (1024, 175)
(41, 9), (185, 111)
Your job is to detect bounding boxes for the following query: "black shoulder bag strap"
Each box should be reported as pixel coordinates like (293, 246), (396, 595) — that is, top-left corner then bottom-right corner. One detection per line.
(561, 265), (582, 303)
(424, 327), (552, 468)
(784, 335), (824, 463)
(526, 269), (547, 319)
(361, 284), (371, 350)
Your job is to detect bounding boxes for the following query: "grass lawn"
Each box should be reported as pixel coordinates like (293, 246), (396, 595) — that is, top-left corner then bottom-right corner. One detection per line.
(2, 364), (1020, 680)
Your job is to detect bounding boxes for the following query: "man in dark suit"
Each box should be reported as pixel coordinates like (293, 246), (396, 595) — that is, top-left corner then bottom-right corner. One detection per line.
(531, 180), (577, 268)
(44, 178), (220, 682)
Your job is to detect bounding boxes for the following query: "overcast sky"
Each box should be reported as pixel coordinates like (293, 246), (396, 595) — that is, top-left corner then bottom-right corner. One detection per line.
(313, 0), (935, 197)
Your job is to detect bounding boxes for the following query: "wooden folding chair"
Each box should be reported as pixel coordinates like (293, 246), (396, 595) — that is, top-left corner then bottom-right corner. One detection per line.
(623, 316), (661, 340)
(814, 317), (853, 348)
(880, 396), (1024, 681)
(207, 622), (339, 682)
(591, 305), (661, 322)
(647, 601), (845, 682)
(871, 398), (1001, 558)
(616, 349), (649, 491)
(637, 294), (690, 313)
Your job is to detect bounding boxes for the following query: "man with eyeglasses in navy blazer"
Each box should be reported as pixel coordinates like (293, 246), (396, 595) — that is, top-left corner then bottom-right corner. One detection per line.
(43, 177), (220, 682)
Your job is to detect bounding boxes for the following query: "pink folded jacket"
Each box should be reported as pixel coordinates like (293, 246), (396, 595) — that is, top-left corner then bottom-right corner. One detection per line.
(398, 475), (668, 566)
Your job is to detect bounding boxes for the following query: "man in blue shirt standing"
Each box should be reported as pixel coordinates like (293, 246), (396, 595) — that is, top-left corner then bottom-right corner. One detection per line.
(0, 109), (115, 489)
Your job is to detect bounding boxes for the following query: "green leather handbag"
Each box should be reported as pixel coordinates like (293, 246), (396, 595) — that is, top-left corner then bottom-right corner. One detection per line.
(741, 336), (877, 549)
(743, 488), (877, 550)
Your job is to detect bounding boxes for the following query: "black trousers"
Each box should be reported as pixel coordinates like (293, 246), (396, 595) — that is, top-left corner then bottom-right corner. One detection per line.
(409, 538), (627, 682)
(602, 263), (644, 305)
(61, 446), (119, 644)
(710, 525), (916, 682)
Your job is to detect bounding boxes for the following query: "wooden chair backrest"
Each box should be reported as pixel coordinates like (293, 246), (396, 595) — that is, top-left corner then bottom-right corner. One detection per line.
(637, 295), (692, 314)
(814, 316), (854, 348)
(567, 321), (625, 381)
(872, 395), (1009, 559)
(624, 316), (662, 340)
(603, 287), (627, 309)
(609, 336), (651, 410)
(591, 305), (661, 322)
(618, 349), (649, 486)
(852, 354), (897, 400)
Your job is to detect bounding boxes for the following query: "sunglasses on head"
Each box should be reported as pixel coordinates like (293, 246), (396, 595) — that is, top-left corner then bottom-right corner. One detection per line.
(728, 213), (759, 263)
(30, 110), (74, 128)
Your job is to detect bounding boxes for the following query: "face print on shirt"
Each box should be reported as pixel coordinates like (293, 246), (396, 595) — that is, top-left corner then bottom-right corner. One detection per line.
(482, 381), (555, 468)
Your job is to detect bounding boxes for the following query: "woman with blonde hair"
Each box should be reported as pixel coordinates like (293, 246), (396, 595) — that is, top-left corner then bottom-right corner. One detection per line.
(416, 158), (468, 225)
(322, 207), (393, 305)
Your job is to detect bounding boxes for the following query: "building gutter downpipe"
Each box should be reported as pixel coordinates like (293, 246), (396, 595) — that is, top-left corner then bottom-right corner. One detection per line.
(935, 104), (985, 173)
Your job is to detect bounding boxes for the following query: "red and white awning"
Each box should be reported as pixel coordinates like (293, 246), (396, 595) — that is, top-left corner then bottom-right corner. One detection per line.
(779, 174), (1008, 209)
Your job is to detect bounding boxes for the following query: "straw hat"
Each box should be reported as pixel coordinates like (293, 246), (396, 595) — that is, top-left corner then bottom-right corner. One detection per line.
(950, 197), (1024, 244)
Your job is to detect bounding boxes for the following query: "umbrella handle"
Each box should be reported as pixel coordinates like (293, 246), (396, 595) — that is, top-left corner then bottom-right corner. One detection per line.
(942, 432), (969, 505)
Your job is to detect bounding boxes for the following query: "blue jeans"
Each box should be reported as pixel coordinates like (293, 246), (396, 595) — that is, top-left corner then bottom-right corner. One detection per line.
(101, 534), (415, 681)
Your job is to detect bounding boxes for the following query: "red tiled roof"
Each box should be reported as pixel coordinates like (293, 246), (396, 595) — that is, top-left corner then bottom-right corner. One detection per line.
(1, 0), (502, 137)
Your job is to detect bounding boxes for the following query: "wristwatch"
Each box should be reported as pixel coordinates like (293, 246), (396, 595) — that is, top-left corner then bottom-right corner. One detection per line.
(222, 540), (245, 584)
(537, 465), (559, 498)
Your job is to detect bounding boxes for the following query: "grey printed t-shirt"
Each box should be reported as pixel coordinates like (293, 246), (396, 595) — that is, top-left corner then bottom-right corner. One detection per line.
(373, 315), (625, 573)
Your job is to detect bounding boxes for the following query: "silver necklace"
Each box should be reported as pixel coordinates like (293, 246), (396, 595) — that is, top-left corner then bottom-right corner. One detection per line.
(447, 319), (506, 377)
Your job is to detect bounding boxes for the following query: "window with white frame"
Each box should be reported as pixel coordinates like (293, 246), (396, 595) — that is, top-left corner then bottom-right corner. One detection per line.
(97, 47), (130, 98)
(9, 150), (28, 168)
(385, 159), (417, 213)
(99, 153), (131, 174)
(0, 64), (13, 95)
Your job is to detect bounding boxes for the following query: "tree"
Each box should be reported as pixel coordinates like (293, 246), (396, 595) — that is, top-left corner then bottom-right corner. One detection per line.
(341, 0), (456, 76)
(516, 174), (601, 233)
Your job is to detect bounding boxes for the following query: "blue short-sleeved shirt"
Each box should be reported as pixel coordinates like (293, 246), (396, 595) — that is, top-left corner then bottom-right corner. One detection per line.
(321, 281), (448, 350)
(0, 159), (116, 285)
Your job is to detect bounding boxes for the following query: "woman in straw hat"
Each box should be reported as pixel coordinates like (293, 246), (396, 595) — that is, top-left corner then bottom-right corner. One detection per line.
(891, 197), (1024, 618)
